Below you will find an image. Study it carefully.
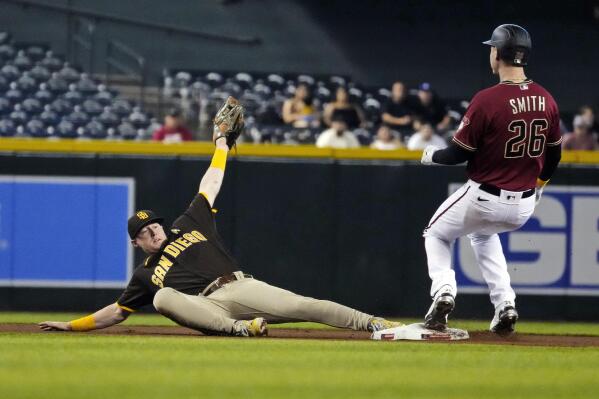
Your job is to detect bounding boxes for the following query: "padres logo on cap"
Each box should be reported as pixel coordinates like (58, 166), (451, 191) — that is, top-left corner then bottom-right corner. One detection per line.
(137, 211), (149, 219)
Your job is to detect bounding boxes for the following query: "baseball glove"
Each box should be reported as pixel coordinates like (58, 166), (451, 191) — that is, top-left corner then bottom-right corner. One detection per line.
(213, 96), (245, 149)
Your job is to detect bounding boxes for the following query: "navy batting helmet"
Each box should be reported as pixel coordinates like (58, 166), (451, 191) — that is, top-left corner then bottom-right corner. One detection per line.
(483, 24), (532, 67)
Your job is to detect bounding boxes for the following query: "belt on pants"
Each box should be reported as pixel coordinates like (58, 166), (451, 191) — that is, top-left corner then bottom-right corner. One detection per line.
(479, 183), (535, 199)
(202, 271), (253, 296)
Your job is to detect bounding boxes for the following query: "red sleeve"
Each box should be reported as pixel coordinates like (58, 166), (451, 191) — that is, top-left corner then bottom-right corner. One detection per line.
(452, 93), (487, 152)
(152, 127), (165, 141)
(546, 100), (562, 147)
(181, 127), (193, 141)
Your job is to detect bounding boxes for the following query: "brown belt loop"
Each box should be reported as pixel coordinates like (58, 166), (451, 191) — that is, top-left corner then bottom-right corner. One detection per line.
(202, 272), (253, 296)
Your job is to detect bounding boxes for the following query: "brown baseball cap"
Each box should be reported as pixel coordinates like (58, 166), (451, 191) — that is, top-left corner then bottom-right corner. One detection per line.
(128, 210), (164, 239)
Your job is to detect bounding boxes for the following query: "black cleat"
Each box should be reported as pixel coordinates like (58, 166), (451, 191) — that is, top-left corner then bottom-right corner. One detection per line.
(424, 293), (455, 331)
(490, 303), (519, 336)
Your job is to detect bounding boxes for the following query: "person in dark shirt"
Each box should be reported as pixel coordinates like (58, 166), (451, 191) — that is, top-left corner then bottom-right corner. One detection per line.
(381, 81), (418, 137)
(413, 82), (452, 132)
(39, 103), (400, 337)
(323, 87), (365, 129)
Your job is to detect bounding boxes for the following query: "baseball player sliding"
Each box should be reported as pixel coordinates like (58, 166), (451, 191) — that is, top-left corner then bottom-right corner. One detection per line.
(39, 97), (399, 337)
(420, 24), (562, 335)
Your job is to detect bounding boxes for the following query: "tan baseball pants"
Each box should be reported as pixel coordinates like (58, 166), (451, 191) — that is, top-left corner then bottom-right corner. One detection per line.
(152, 274), (373, 334)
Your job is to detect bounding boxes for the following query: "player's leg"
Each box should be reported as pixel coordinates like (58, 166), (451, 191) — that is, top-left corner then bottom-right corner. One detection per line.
(152, 287), (265, 336)
(422, 183), (474, 329)
(468, 233), (516, 307)
(208, 278), (395, 331)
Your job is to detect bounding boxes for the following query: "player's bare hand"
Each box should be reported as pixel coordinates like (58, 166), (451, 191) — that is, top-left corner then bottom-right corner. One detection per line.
(38, 321), (71, 331)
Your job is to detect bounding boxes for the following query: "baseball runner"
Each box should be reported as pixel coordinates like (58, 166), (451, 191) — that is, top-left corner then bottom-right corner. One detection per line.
(39, 97), (399, 337)
(420, 24), (562, 335)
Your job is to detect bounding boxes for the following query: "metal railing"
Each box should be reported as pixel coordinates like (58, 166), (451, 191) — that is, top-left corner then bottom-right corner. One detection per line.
(69, 17), (96, 73)
(105, 40), (147, 105)
(1, 0), (262, 45)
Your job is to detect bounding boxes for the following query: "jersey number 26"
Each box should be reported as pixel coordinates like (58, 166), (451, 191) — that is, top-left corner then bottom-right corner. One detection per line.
(505, 119), (548, 158)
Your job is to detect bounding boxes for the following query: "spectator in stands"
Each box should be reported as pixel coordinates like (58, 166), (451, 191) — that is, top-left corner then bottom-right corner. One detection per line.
(562, 115), (598, 150)
(370, 125), (403, 150)
(152, 109), (193, 143)
(323, 87), (365, 129)
(316, 117), (359, 149)
(413, 82), (452, 132)
(579, 105), (598, 133)
(407, 122), (447, 150)
(381, 81), (417, 137)
(282, 83), (319, 128)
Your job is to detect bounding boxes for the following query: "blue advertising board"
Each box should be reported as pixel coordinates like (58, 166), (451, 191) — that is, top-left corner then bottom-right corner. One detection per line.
(0, 176), (134, 288)
(452, 184), (599, 296)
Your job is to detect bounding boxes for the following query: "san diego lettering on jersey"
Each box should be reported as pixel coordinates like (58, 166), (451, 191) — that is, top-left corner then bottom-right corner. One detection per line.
(509, 95), (546, 114)
(150, 230), (208, 288)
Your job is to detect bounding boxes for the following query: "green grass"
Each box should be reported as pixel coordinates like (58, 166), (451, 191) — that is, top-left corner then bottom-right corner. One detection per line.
(2, 313), (599, 399)
(4, 312), (599, 336)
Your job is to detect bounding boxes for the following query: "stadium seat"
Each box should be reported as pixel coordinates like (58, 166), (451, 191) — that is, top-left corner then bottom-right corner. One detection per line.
(0, 32), (11, 45)
(66, 105), (89, 127)
(1, 63), (20, 81)
(129, 106), (149, 129)
(0, 44), (15, 61)
(25, 119), (48, 137)
(34, 83), (55, 104)
(0, 118), (15, 136)
(111, 99), (132, 117)
(77, 73), (97, 94)
(0, 75), (8, 92)
(117, 121), (137, 140)
(17, 72), (37, 93)
(40, 51), (62, 71)
(21, 98), (43, 115)
(0, 97), (11, 115)
(5, 80), (20, 97)
(29, 63), (51, 81)
(25, 45), (46, 62)
(94, 84), (114, 106)
(50, 98), (72, 116)
(58, 62), (80, 83)
(55, 119), (77, 138)
(39, 104), (60, 126)
(9, 104), (28, 125)
(98, 106), (120, 128)
(234, 72), (253, 89)
(47, 72), (68, 94)
(297, 74), (315, 86)
(63, 84), (84, 105)
(13, 50), (32, 70)
(82, 99), (102, 116)
(205, 72), (223, 87)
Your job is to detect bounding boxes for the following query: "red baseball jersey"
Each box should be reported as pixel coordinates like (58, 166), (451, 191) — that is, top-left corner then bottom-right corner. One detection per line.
(453, 80), (562, 191)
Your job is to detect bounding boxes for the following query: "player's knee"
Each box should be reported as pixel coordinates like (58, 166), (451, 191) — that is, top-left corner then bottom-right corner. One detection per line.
(153, 287), (177, 313)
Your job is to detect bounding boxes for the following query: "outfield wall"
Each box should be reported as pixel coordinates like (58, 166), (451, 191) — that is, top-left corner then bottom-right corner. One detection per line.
(0, 140), (598, 320)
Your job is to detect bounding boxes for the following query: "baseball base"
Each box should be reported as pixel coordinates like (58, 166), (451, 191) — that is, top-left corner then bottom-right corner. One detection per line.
(370, 323), (469, 341)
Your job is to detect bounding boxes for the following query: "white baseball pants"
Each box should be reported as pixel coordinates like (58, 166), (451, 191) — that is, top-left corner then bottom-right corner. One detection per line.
(423, 180), (535, 307)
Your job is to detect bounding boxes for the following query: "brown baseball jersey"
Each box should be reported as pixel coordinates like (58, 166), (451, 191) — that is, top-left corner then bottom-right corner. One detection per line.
(116, 194), (238, 312)
(453, 80), (562, 191)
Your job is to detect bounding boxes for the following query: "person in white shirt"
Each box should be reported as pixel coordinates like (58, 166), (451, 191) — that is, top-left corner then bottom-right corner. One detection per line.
(407, 123), (447, 150)
(316, 119), (360, 149)
(370, 125), (403, 150)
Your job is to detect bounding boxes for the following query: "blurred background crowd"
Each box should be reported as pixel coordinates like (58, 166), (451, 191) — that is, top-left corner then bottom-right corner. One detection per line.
(0, 0), (598, 151)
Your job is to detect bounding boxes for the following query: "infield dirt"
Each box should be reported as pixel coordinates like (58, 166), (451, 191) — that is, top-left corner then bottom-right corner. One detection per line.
(2, 323), (599, 347)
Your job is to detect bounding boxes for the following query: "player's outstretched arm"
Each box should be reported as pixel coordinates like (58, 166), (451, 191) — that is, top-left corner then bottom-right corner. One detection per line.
(38, 303), (130, 332)
(198, 97), (244, 207)
(421, 142), (474, 165)
(198, 138), (229, 207)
